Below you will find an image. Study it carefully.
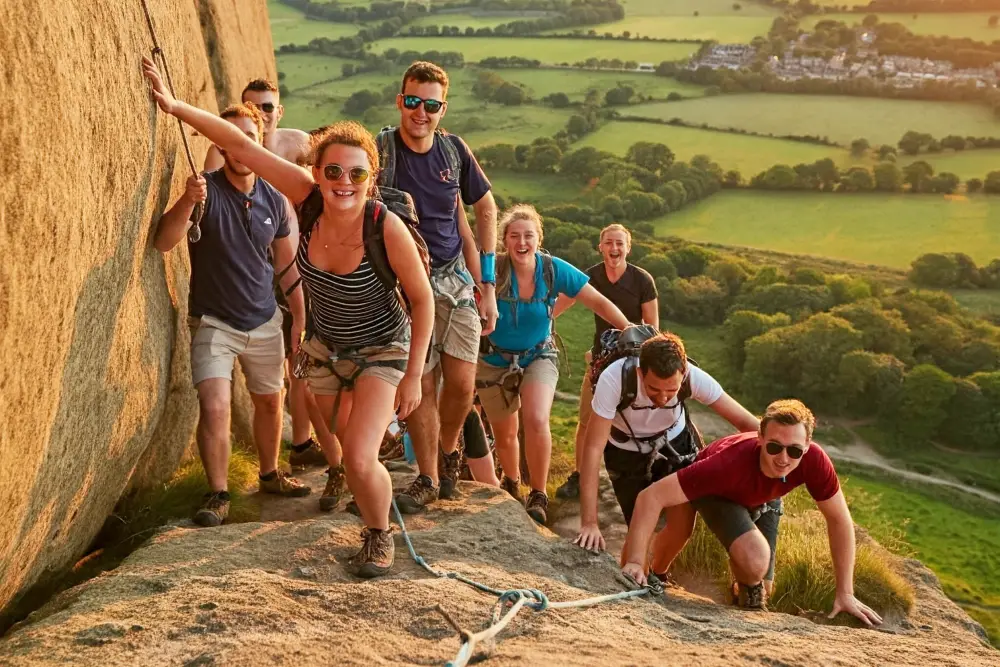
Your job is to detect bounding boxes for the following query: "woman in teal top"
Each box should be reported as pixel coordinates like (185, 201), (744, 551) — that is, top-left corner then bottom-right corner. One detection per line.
(477, 204), (628, 525)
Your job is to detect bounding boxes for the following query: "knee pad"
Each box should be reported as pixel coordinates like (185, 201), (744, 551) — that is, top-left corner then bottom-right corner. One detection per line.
(462, 410), (490, 459)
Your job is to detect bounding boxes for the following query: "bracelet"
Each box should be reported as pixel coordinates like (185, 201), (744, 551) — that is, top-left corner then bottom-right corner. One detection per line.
(480, 252), (496, 284)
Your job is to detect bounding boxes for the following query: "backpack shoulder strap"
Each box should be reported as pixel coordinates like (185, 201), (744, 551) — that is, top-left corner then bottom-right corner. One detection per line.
(677, 357), (699, 403)
(617, 357), (639, 414)
(375, 126), (397, 188)
(297, 185), (324, 238)
(363, 200), (396, 292)
(437, 129), (463, 182)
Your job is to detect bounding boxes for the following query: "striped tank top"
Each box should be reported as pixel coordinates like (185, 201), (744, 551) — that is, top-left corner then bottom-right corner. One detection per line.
(297, 225), (408, 349)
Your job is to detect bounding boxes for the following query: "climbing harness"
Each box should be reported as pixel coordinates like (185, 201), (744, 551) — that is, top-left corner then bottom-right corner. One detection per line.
(430, 256), (478, 356)
(139, 0), (205, 243)
(390, 498), (663, 667)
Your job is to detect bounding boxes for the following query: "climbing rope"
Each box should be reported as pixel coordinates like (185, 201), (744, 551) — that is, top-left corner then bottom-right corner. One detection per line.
(139, 0), (205, 243)
(390, 498), (662, 667)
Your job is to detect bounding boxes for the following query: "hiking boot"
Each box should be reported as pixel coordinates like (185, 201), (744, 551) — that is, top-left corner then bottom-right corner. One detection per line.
(500, 475), (523, 504)
(438, 449), (461, 500)
(395, 475), (439, 514)
(345, 499), (361, 516)
(352, 526), (395, 579)
(194, 491), (230, 527)
(288, 438), (327, 468)
(737, 582), (768, 611)
(555, 471), (580, 499)
(259, 470), (312, 497)
(378, 431), (404, 461)
(320, 465), (346, 512)
(525, 489), (549, 525)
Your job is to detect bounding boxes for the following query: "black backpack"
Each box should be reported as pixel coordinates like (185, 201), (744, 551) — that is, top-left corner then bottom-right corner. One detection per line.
(589, 324), (696, 414)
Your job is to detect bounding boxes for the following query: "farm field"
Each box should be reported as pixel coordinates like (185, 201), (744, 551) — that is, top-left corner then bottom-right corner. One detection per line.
(407, 11), (557, 31)
(652, 190), (1000, 268)
(805, 12), (1000, 41)
(630, 94), (1000, 146)
(901, 148), (1000, 181)
(580, 121), (854, 174)
(367, 36), (697, 64)
(555, 0), (779, 42)
(499, 68), (705, 101)
(268, 0), (360, 47)
(277, 53), (357, 92)
(489, 171), (586, 208)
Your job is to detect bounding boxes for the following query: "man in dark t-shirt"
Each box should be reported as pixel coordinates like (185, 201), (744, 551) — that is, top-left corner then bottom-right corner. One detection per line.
(385, 61), (501, 514)
(153, 104), (311, 528)
(619, 400), (883, 627)
(554, 224), (658, 500)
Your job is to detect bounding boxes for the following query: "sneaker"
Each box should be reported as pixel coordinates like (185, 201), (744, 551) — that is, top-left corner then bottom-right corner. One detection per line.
(259, 470), (312, 497)
(737, 582), (768, 611)
(555, 471), (580, 500)
(194, 491), (230, 527)
(320, 465), (346, 512)
(353, 526), (395, 579)
(288, 439), (327, 468)
(525, 489), (549, 525)
(438, 449), (461, 500)
(500, 475), (523, 504)
(395, 475), (439, 514)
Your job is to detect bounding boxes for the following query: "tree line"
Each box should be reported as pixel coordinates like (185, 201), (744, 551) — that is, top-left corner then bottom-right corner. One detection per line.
(910, 253), (1000, 291)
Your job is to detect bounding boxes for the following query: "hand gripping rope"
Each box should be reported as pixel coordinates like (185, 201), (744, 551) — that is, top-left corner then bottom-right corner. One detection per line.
(390, 498), (663, 667)
(139, 0), (205, 243)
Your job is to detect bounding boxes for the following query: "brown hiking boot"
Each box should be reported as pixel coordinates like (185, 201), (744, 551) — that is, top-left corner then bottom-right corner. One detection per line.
(352, 526), (395, 579)
(500, 475), (523, 504)
(194, 491), (230, 527)
(395, 475), (439, 514)
(378, 430), (405, 461)
(438, 449), (461, 500)
(736, 582), (768, 611)
(525, 489), (549, 525)
(320, 465), (346, 512)
(259, 470), (312, 497)
(288, 438), (327, 468)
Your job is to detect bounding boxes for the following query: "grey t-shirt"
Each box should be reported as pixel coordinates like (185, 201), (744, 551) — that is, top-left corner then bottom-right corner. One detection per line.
(188, 170), (290, 332)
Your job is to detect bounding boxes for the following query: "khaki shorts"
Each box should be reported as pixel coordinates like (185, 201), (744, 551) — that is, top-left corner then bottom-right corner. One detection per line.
(427, 255), (481, 373)
(296, 326), (410, 395)
(477, 356), (559, 420)
(189, 308), (284, 394)
(578, 351), (595, 433)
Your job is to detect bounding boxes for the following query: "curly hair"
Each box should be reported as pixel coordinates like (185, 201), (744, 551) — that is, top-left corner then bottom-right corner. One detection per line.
(219, 103), (264, 143)
(309, 121), (379, 189)
(638, 332), (687, 379)
(760, 399), (816, 442)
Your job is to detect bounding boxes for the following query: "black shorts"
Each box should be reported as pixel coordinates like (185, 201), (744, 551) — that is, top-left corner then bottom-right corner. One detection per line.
(692, 497), (783, 581)
(603, 426), (697, 526)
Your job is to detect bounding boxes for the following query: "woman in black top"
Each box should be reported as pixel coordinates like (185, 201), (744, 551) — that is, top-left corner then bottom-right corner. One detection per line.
(143, 58), (434, 578)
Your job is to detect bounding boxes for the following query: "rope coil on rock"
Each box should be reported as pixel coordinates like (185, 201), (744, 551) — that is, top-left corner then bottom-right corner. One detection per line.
(139, 0), (205, 243)
(391, 498), (661, 667)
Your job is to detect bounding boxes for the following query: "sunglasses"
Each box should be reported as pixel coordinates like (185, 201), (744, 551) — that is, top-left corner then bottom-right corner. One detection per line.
(322, 163), (370, 184)
(401, 95), (444, 114)
(248, 102), (276, 114)
(764, 441), (805, 459)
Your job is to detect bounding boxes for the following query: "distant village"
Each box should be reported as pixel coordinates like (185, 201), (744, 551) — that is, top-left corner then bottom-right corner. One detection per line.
(690, 31), (1000, 89)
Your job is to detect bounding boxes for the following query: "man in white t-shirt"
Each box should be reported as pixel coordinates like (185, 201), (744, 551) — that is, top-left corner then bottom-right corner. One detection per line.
(574, 332), (759, 577)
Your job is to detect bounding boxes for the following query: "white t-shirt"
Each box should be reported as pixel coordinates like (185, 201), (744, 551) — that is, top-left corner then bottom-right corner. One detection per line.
(591, 358), (724, 451)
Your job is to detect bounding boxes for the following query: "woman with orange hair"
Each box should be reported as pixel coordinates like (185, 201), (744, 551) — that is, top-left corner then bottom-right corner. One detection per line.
(143, 57), (434, 578)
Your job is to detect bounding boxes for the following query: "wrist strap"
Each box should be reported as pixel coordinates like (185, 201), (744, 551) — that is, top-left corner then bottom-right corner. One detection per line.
(480, 252), (496, 284)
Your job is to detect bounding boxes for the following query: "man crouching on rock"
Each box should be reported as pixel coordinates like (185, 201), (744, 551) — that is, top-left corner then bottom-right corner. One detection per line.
(153, 103), (312, 527)
(620, 399), (883, 627)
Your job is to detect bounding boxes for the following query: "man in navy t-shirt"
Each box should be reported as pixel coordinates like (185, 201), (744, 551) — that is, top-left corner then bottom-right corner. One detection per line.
(384, 61), (501, 514)
(154, 104), (312, 528)
(619, 399), (882, 627)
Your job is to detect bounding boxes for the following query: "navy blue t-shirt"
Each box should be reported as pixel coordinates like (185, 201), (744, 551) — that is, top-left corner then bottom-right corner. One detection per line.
(391, 131), (491, 267)
(188, 170), (291, 331)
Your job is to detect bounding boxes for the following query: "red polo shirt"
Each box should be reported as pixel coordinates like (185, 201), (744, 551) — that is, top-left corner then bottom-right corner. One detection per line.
(676, 432), (840, 508)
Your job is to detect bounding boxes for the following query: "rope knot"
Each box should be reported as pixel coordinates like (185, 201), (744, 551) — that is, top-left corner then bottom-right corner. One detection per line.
(525, 589), (549, 611)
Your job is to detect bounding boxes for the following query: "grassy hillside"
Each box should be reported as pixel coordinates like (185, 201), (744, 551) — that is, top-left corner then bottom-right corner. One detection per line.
(805, 12), (1000, 41)
(268, 0), (360, 47)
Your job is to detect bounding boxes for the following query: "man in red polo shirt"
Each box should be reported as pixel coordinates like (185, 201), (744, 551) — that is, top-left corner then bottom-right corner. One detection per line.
(620, 399), (882, 627)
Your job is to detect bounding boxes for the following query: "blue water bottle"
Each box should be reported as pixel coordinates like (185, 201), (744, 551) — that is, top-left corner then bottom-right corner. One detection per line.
(403, 431), (416, 464)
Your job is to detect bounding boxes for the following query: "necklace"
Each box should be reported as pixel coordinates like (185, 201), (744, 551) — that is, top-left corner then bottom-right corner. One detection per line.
(317, 219), (362, 250)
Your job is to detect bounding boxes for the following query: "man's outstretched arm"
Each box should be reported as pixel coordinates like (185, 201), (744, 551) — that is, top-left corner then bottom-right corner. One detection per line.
(619, 474), (689, 584)
(709, 393), (760, 434)
(817, 490), (883, 627)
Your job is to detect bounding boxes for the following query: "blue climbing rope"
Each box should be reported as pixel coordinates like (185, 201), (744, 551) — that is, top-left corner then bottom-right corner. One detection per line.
(390, 498), (661, 667)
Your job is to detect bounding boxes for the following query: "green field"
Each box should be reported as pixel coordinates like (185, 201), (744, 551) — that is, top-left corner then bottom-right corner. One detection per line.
(631, 94), (1000, 146)
(580, 121), (854, 174)
(490, 171), (587, 208)
(653, 191), (1000, 268)
(267, 0), (361, 47)
(368, 36), (697, 65)
(277, 53), (357, 92)
(806, 12), (1000, 42)
(901, 149), (1000, 181)
(499, 68), (705, 101)
(554, 0), (779, 42)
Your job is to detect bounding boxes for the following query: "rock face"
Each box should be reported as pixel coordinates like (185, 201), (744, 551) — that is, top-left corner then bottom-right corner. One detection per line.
(0, 0), (275, 621)
(0, 483), (995, 666)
